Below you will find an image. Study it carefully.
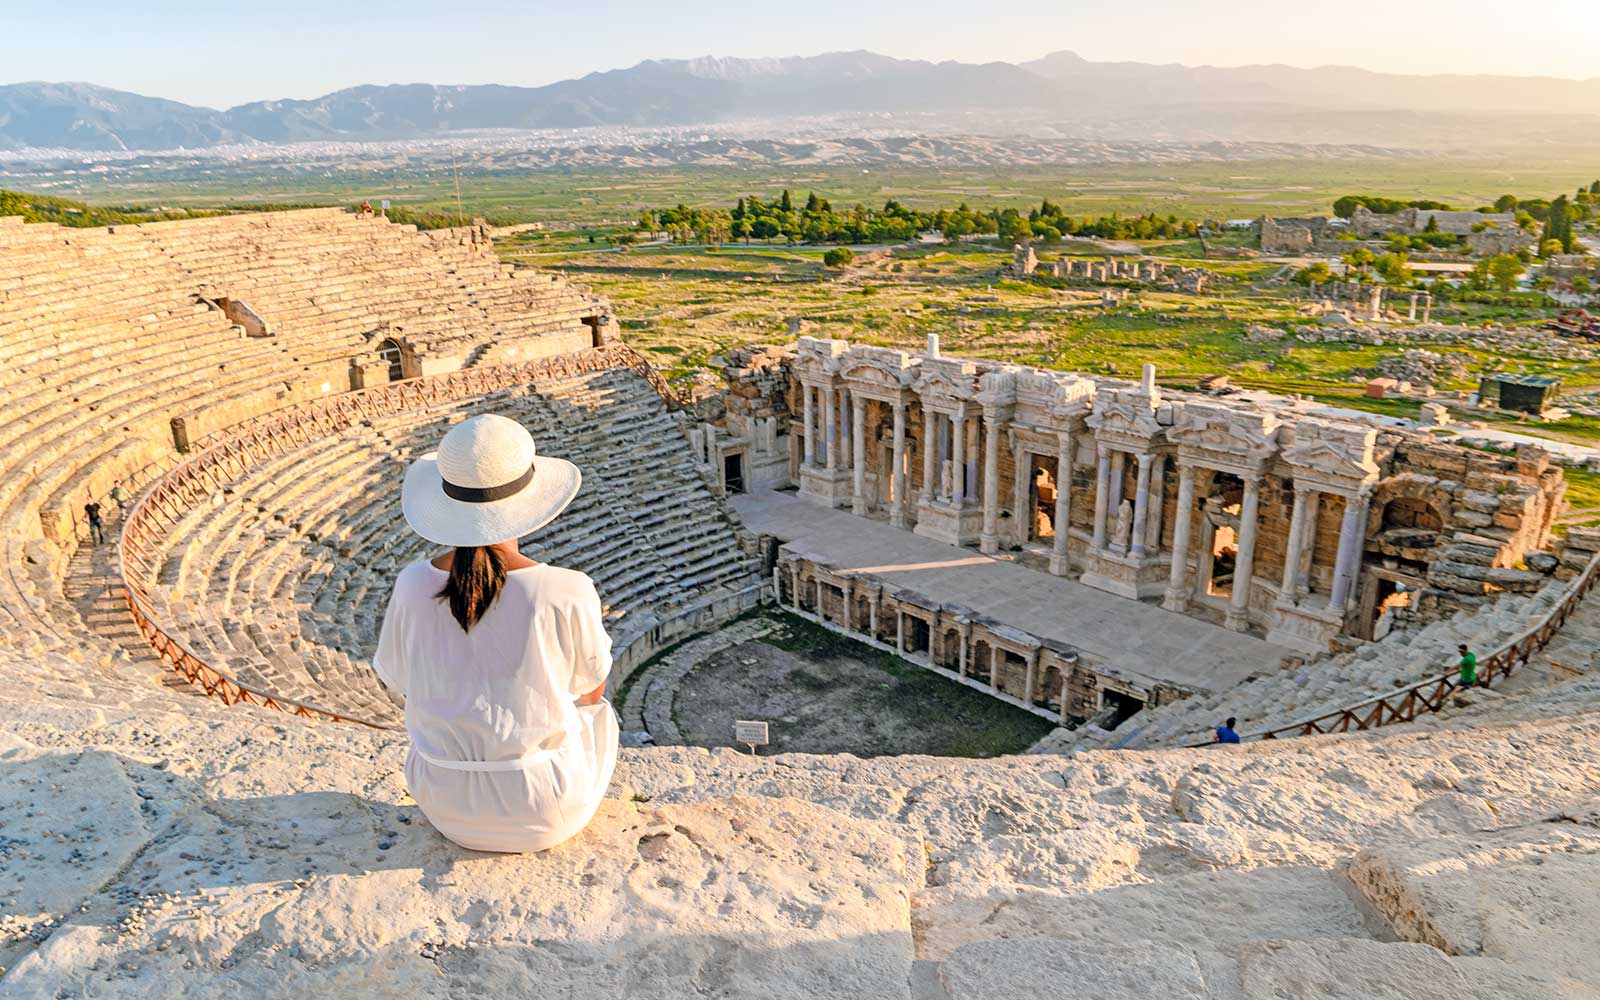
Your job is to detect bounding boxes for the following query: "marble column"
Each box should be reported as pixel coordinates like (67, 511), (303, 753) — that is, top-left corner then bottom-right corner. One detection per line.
(791, 564), (802, 612)
(1298, 492), (1321, 597)
(921, 407), (937, 502)
(867, 591), (879, 638)
(980, 416), (1002, 554)
(839, 390), (852, 468)
(950, 406), (966, 505)
(1023, 650), (1038, 707)
(1050, 430), (1073, 576)
(1129, 452), (1153, 558)
(896, 611), (905, 653)
(1092, 444), (1112, 550)
(1107, 450), (1127, 552)
(1144, 456), (1166, 555)
(841, 579), (854, 631)
(964, 414), (979, 503)
(1163, 462), (1197, 612)
(989, 644), (1001, 694)
(1277, 486), (1313, 607)
(891, 400), (908, 528)
(801, 384), (815, 468)
(957, 627), (969, 677)
(1328, 491), (1370, 614)
(1011, 442), (1031, 547)
(1226, 478), (1262, 632)
(823, 387), (837, 471)
(850, 394), (867, 514)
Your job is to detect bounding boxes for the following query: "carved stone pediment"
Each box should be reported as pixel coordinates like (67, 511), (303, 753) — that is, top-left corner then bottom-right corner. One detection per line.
(839, 360), (911, 392)
(1279, 417), (1380, 486)
(1086, 383), (1164, 444)
(794, 335), (851, 379)
(914, 357), (978, 405)
(1168, 401), (1280, 470)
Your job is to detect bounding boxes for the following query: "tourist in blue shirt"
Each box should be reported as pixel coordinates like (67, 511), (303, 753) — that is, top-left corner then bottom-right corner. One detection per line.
(1215, 717), (1242, 744)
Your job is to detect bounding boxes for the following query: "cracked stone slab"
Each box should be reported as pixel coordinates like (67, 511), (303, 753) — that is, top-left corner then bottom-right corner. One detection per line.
(1239, 938), (1586, 999)
(1348, 820), (1600, 987)
(939, 939), (1212, 999)
(913, 865), (1367, 964)
(4, 794), (919, 1000)
(0, 744), (151, 967)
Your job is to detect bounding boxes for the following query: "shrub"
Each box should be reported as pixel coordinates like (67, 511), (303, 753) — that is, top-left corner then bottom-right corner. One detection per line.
(823, 247), (855, 268)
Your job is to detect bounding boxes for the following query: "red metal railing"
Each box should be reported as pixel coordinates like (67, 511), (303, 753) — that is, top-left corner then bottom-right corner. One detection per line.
(117, 344), (674, 726)
(1189, 551), (1600, 746)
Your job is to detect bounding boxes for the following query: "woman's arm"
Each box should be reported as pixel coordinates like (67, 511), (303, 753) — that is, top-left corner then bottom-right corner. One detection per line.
(576, 682), (606, 707)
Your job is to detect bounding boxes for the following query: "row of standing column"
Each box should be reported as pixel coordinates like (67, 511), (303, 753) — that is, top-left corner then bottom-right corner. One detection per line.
(1161, 468), (1371, 629)
(800, 383), (853, 472)
(1090, 446), (1166, 558)
(919, 406), (979, 505)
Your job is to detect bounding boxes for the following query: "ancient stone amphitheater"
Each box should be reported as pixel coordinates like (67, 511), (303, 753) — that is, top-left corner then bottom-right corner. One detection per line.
(2, 209), (1598, 998)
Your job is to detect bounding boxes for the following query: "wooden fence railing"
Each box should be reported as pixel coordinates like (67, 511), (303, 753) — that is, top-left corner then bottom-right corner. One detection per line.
(1189, 551), (1600, 746)
(117, 344), (675, 726)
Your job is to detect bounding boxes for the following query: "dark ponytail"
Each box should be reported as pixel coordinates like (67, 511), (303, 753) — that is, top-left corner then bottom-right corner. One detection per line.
(436, 545), (506, 632)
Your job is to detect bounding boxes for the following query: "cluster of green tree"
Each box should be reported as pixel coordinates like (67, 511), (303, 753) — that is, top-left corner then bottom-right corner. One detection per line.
(637, 193), (1201, 246)
(1001, 199), (1200, 243)
(360, 204), (521, 231)
(1478, 186), (1597, 252)
(0, 189), (228, 227)
(639, 191), (928, 245)
(1331, 195), (1455, 218)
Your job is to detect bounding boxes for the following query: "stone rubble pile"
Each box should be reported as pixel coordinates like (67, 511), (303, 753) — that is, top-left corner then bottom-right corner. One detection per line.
(1297, 321), (1596, 362)
(1356, 350), (1474, 388)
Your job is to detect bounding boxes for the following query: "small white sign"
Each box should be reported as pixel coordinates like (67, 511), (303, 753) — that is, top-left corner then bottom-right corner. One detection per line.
(380, 199), (391, 211)
(734, 720), (769, 753)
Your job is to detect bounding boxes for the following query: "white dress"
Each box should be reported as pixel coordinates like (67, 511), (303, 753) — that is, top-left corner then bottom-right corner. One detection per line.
(374, 560), (619, 853)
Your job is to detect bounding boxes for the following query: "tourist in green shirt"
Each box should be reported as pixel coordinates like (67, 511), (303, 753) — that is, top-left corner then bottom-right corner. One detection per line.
(1456, 644), (1478, 687)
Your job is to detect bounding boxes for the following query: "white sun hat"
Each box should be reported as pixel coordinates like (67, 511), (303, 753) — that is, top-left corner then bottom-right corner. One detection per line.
(401, 413), (581, 548)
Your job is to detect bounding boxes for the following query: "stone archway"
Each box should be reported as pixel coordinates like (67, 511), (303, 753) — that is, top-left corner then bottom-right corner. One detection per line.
(1381, 497), (1444, 533)
(971, 639), (993, 685)
(376, 337), (418, 381)
(938, 627), (962, 671)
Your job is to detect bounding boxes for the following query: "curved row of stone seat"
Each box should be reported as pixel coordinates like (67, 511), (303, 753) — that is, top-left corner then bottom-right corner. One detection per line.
(141, 366), (758, 721)
(0, 209), (604, 650)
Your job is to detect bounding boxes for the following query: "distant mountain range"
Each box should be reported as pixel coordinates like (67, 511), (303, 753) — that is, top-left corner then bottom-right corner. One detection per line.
(3, 50), (1597, 152)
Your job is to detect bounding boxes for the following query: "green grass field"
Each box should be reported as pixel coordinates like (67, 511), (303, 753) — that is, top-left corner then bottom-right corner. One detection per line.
(13, 155), (1600, 227)
(518, 238), (1600, 462)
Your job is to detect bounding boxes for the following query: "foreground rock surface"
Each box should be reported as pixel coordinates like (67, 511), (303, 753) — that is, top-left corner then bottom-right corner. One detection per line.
(2, 653), (1599, 998)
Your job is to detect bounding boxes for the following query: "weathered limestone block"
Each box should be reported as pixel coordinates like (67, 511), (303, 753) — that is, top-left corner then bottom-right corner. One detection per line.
(1238, 939), (1576, 1000)
(1484, 566), (1546, 592)
(1457, 490), (1499, 514)
(940, 939), (1211, 1000)
(1446, 542), (1501, 568)
(1451, 509), (1494, 529)
(1348, 822), (1600, 989)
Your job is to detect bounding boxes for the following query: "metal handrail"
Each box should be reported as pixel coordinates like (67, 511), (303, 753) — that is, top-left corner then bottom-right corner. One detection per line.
(117, 344), (671, 726)
(1188, 551), (1600, 746)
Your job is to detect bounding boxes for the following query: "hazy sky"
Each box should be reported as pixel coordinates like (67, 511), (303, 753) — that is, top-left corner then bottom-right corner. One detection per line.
(7, 0), (1599, 107)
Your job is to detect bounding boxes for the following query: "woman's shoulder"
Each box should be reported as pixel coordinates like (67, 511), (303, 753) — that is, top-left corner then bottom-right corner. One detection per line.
(505, 563), (599, 603)
(392, 558), (443, 597)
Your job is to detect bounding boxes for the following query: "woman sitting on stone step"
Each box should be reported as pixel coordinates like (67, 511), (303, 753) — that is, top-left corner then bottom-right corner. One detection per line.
(375, 413), (617, 853)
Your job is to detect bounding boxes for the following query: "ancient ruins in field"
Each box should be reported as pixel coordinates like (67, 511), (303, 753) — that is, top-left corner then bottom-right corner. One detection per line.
(3, 208), (1599, 997)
